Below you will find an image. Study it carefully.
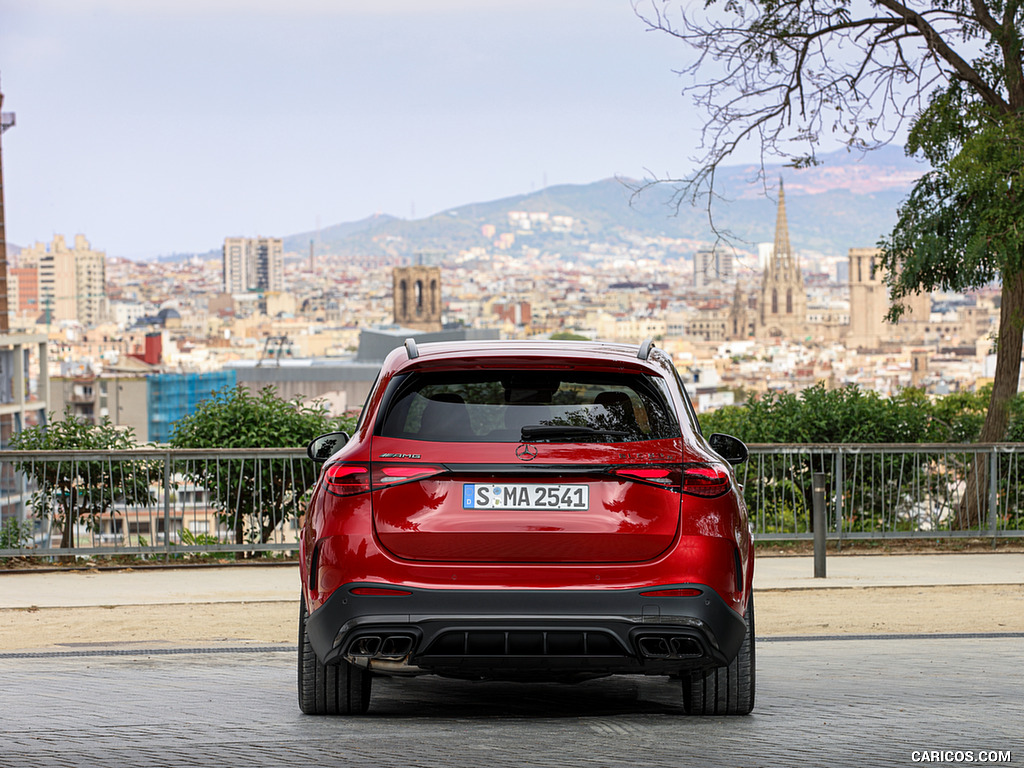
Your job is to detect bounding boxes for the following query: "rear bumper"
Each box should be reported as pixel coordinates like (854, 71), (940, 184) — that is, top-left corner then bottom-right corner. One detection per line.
(305, 583), (748, 680)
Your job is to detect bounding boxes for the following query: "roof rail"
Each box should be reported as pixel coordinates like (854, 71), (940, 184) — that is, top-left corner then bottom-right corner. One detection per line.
(637, 337), (655, 361)
(404, 338), (419, 360)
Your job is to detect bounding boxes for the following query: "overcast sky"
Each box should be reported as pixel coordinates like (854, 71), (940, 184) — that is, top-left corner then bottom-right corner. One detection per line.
(1, 0), (743, 259)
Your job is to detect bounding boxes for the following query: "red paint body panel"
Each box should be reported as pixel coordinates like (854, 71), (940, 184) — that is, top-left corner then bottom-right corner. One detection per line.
(370, 437), (684, 563)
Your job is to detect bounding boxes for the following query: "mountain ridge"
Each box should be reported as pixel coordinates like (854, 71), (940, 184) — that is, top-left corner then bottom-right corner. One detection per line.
(286, 145), (925, 261)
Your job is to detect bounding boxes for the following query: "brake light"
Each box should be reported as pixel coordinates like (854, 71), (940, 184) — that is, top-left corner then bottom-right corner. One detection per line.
(324, 463), (370, 496)
(682, 463), (731, 498)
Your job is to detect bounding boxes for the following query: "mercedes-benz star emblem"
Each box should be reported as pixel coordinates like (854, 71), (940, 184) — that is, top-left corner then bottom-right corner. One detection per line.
(515, 443), (538, 461)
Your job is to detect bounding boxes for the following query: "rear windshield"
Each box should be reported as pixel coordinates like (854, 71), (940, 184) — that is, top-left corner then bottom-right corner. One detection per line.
(378, 370), (679, 443)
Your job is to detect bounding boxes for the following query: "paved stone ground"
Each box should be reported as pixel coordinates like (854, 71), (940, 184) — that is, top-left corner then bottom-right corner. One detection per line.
(1, 637), (1020, 768)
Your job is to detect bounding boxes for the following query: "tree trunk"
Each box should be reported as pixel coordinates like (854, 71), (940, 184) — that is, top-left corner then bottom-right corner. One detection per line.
(58, 492), (76, 563)
(956, 268), (1024, 528)
(59, 509), (73, 550)
(980, 270), (1024, 442)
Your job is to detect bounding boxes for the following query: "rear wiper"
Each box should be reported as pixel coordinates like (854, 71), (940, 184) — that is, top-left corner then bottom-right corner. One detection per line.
(520, 425), (629, 442)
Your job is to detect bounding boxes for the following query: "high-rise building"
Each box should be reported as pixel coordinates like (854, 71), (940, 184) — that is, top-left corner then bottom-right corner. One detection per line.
(694, 249), (715, 289)
(694, 248), (735, 288)
(19, 234), (108, 326)
(223, 237), (283, 294)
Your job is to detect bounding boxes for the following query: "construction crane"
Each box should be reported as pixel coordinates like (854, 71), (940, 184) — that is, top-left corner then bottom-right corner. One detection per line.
(0, 74), (15, 333)
(256, 335), (291, 367)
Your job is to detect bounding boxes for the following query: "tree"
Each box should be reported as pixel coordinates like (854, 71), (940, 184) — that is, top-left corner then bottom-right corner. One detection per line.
(634, 0), (1024, 443)
(880, 88), (1024, 444)
(168, 386), (352, 547)
(9, 410), (157, 556)
(549, 332), (590, 341)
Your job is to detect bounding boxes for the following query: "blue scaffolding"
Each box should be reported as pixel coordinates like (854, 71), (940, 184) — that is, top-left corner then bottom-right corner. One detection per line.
(147, 370), (236, 443)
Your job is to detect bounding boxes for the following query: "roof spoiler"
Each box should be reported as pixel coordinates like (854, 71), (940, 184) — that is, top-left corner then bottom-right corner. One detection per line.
(637, 337), (655, 360)
(404, 337), (419, 360)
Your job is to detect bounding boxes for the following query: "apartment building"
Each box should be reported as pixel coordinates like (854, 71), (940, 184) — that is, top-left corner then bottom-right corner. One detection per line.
(694, 248), (735, 288)
(17, 234), (108, 326)
(223, 236), (283, 294)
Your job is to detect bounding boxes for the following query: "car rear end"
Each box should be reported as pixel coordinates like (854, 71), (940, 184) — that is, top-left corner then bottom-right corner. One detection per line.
(299, 340), (753, 710)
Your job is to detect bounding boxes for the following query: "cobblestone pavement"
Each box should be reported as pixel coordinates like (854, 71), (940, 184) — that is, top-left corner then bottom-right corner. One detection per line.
(1, 637), (1020, 768)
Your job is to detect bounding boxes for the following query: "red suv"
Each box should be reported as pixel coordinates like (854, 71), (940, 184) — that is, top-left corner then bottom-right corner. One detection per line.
(298, 339), (754, 715)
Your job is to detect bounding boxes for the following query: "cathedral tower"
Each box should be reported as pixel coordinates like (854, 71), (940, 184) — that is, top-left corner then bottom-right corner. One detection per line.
(757, 180), (807, 339)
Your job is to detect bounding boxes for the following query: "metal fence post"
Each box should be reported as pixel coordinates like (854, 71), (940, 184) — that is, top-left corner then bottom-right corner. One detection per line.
(163, 450), (172, 557)
(833, 449), (844, 553)
(16, 464), (26, 525)
(812, 471), (827, 578)
(989, 447), (999, 542)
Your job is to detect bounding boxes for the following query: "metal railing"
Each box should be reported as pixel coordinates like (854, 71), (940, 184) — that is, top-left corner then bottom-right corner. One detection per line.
(0, 448), (316, 558)
(0, 443), (1021, 558)
(742, 444), (1024, 541)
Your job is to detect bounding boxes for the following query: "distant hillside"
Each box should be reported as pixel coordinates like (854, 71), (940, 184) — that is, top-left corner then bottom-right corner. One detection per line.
(282, 213), (398, 255)
(289, 145), (927, 261)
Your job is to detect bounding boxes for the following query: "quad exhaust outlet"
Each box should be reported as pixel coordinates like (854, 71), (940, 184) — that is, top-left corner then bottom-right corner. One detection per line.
(636, 634), (704, 660)
(348, 634), (415, 660)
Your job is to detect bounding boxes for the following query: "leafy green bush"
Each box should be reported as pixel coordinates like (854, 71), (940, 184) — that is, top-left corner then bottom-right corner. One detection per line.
(169, 386), (344, 545)
(9, 409), (157, 553)
(174, 527), (223, 558)
(0, 518), (33, 552)
(700, 383), (1018, 444)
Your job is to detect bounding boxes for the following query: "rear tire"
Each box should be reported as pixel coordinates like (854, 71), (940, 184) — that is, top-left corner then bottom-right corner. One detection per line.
(681, 596), (755, 715)
(298, 594), (372, 715)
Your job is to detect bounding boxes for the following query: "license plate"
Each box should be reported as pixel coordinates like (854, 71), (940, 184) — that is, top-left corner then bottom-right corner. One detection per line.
(462, 483), (589, 510)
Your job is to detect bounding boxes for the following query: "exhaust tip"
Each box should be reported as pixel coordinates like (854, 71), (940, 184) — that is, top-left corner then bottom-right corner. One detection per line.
(637, 636), (672, 658)
(379, 635), (414, 659)
(349, 636), (382, 657)
(636, 634), (706, 660)
(669, 636), (704, 658)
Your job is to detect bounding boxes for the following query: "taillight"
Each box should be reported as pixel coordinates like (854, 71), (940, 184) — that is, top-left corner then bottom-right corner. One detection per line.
(324, 463), (370, 497)
(611, 466), (683, 491)
(324, 463), (446, 496)
(373, 465), (445, 486)
(681, 462), (731, 498)
(349, 587), (412, 597)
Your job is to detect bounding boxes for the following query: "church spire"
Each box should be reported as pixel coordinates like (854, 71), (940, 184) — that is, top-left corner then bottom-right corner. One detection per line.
(772, 177), (791, 262)
(756, 176), (807, 339)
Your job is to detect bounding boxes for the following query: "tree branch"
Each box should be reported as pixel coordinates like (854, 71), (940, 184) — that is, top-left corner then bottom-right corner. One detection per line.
(873, 0), (1010, 111)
